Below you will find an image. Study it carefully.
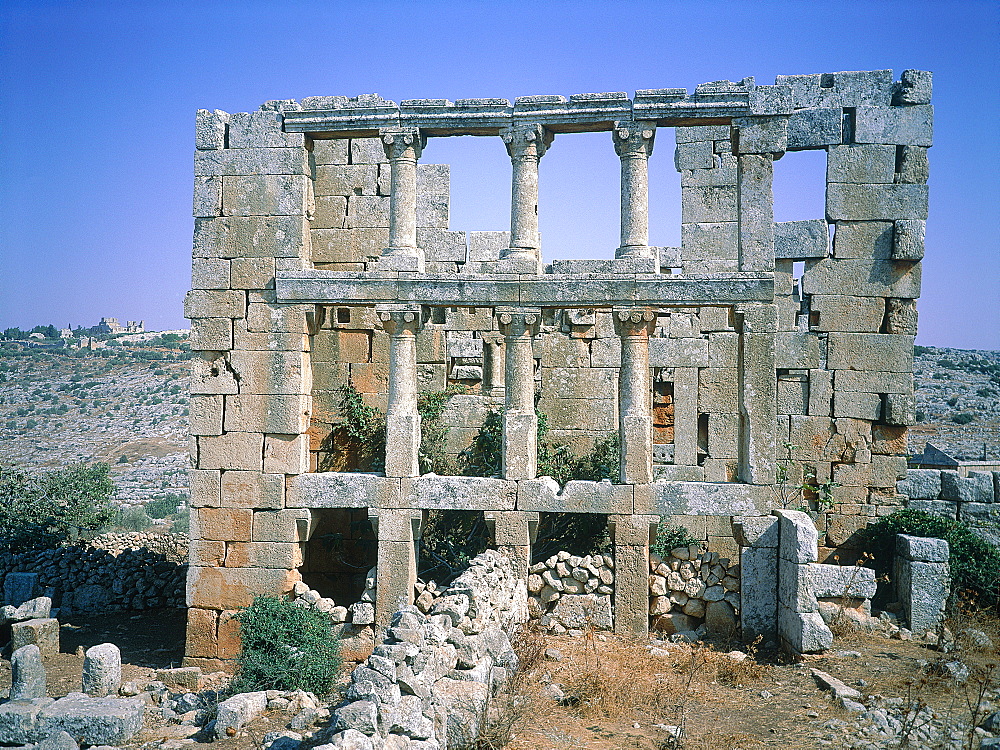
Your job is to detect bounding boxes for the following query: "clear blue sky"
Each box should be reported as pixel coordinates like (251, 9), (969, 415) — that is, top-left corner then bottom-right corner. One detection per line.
(2, 0), (997, 349)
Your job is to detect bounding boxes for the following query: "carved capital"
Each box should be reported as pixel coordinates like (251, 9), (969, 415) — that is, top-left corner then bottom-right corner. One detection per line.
(501, 123), (554, 159)
(495, 307), (541, 338)
(377, 305), (425, 337)
(380, 128), (425, 161)
(613, 307), (657, 336)
(613, 121), (656, 158)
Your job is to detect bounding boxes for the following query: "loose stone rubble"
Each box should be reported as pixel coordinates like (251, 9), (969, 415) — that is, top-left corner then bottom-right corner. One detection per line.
(184, 70), (933, 663)
(528, 551), (615, 633)
(648, 544), (740, 636)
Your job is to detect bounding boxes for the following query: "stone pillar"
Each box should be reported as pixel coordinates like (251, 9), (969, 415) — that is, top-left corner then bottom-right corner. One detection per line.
(894, 534), (949, 635)
(378, 305), (424, 478)
(481, 332), (506, 403)
(378, 127), (425, 271)
(370, 509), (423, 627)
(501, 123), (553, 272)
(496, 308), (540, 480)
(614, 308), (656, 484)
(610, 514), (658, 637)
(485, 511), (539, 579)
(737, 304), (777, 485)
(613, 121), (656, 260)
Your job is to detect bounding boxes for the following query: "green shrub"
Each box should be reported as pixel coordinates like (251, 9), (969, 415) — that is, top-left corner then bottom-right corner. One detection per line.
(951, 412), (974, 424)
(114, 506), (153, 532)
(459, 410), (503, 477)
(230, 595), (341, 695)
(650, 522), (701, 559)
(0, 463), (114, 552)
(336, 383), (386, 472)
(417, 387), (464, 475)
(863, 509), (1000, 609)
(532, 513), (611, 562)
(171, 510), (190, 535)
(145, 494), (184, 518)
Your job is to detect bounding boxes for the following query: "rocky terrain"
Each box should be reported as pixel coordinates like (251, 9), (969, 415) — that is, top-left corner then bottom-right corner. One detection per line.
(0, 341), (996, 507)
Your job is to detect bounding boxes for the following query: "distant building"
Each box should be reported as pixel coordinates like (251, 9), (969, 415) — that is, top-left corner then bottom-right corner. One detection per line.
(96, 317), (144, 334)
(910, 443), (1000, 476)
(28, 332), (44, 340)
(58, 328), (74, 339)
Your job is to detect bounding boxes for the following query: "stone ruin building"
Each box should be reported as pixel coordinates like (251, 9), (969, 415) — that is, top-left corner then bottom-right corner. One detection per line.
(183, 69), (932, 667)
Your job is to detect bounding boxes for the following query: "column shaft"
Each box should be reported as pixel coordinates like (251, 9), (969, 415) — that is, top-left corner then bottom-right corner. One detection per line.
(378, 306), (423, 478)
(379, 128), (424, 271)
(502, 124), (553, 266)
(481, 332), (506, 403)
(614, 122), (656, 259)
(615, 308), (656, 484)
(371, 510), (421, 627)
(497, 308), (540, 480)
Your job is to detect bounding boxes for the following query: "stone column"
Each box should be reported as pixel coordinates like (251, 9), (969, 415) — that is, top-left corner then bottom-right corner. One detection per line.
(481, 332), (506, 403)
(378, 127), (425, 272)
(736, 303), (777, 485)
(501, 123), (553, 272)
(496, 307), (540, 480)
(614, 308), (656, 484)
(613, 121), (656, 260)
(370, 509), (423, 627)
(610, 514), (658, 637)
(378, 305), (424, 478)
(485, 511), (539, 579)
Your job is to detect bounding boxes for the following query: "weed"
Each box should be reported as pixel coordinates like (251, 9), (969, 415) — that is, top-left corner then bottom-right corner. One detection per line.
(651, 522), (700, 559)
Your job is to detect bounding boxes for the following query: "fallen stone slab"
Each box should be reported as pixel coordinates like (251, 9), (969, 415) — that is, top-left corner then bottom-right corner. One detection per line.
(215, 692), (268, 738)
(0, 698), (55, 744)
(1, 597), (53, 624)
(154, 666), (203, 692)
(810, 668), (862, 701)
(36, 729), (80, 750)
(37, 693), (144, 745)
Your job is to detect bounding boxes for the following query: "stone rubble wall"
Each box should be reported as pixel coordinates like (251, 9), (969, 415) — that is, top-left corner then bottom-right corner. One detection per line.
(85, 531), (189, 562)
(649, 544), (740, 637)
(527, 551), (615, 633)
(0, 544), (186, 615)
(324, 549), (526, 749)
(898, 468), (1000, 544)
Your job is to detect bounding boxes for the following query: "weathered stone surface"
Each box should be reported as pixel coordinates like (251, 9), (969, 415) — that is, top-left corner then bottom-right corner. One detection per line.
(37, 694), (144, 745)
(786, 107), (841, 149)
(896, 469), (942, 500)
(854, 105), (933, 146)
(215, 692), (268, 738)
(0, 699), (53, 744)
(550, 594), (612, 630)
(808, 563), (877, 599)
(82, 644), (121, 698)
(11, 618), (60, 657)
(826, 183), (928, 221)
(774, 219), (827, 259)
(11, 644), (46, 701)
(4, 572), (41, 607)
(779, 607), (833, 653)
(896, 534), (949, 563)
(775, 510), (818, 564)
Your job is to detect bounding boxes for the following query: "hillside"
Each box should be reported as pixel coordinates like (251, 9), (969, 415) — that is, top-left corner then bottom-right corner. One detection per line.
(0, 341), (997, 504)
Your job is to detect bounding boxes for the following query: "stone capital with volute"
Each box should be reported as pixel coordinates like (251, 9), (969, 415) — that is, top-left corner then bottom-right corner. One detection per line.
(378, 128), (426, 271)
(501, 124), (554, 265)
(613, 121), (656, 260)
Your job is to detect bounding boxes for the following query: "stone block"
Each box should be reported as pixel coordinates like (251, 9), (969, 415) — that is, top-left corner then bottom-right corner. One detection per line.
(779, 607), (833, 653)
(893, 219), (925, 260)
(187, 566), (298, 610)
(698, 367), (738, 412)
(681, 185), (737, 223)
(707, 412), (740, 458)
(312, 138), (349, 166)
(906, 496), (956, 520)
(468, 231), (510, 261)
(253, 509), (309, 543)
(786, 107), (841, 149)
(197, 507), (252, 542)
(11, 644), (46, 701)
(826, 183), (928, 221)
(774, 219), (828, 259)
(226, 542), (301, 570)
(895, 558), (948, 634)
(896, 533), (948, 563)
(827, 145), (896, 184)
(419, 229), (467, 262)
(854, 104), (933, 146)
(189, 318), (232, 351)
(220, 470), (284, 510)
(183, 290), (245, 320)
(215, 692), (268, 739)
(198, 432), (264, 472)
(193, 215), (308, 260)
(648, 337), (710, 367)
(733, 116), (787, 154)
(833, 391), (881, 421)
(808, 369), (833, 416)
(229, 350), (309, 395)
(193, 176), (223, 217)
(195, 148), (309, 178)
(312, 196), (348, 230)
(808, 294), (885, 332)
(189, 539), (225, 566)
(11, 619), (60, 657)
(777, 377), (808, 415)
(778, 556), (817, 611)
(407, 475), (517, 510)
(737, 546), (776, 642)
(264, 433), (310, 475)
(196, 109), (229, 150)
(551, 594), (612, 630)
(417, 193), (449, 228)
(941, 470), (978, 503)
(5, 572), (41, 607)
(885, 298), (918, 335)
(224, 394), (309, 434)
(895, 70), (933, 105)
(895, 146), (929, 184)
(808, 563), (877, 598)
(737, 153), (775, 271)
(674, 141), (715, 170)
(311, 228), (387, 264)
(287, 472), (397, 508)
(228, 110), (304, 148)
(82, 644), (121, 698)
(315, 164), (377, 197)
(775, 332), (820, 369)
(884, 393), (915, 426)
(775, 510), (818, 563)
(832, 220), (894, 260)
(835, 370), (912, 394)
(345, 195), (389, 228)
(350, 138), (386, 165)
(733, 515), (778, 547)
(775, 70), (893, 109)
(230, 256), (275, 290)
(827, 333), (913, 372)
(185, 608), (218, 659)
(222, 175), (309, 217)
(681, 222), (738, 260)
(675, 125), (730, 143)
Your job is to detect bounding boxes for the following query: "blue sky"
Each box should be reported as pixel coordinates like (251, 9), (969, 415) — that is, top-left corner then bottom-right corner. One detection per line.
(1, 0), (997, 349)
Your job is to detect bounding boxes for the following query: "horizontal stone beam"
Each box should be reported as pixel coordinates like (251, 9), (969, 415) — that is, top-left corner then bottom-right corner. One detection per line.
(276, 271), (774, 307)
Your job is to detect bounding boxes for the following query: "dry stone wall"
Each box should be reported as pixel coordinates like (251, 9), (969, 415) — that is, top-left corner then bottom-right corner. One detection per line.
(185, 69), (931, 662)
(898, 468), (1000, 544)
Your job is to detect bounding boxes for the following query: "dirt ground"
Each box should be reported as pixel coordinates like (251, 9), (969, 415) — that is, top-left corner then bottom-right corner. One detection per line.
(2, 610), (996, 750)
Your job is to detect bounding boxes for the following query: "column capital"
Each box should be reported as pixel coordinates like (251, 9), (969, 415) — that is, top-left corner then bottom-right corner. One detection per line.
(501, 123), (554, 159)
(379, 127), (425, 161)
(481, 331), (505, 347)
(496, 307), (541, 336)
(613, 120), (656, 158)
(377, 305), (425, 336)
(613, 307), (657, 336)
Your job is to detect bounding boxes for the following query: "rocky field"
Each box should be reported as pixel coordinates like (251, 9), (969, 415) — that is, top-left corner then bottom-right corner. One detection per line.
(0, 341), (997, 506)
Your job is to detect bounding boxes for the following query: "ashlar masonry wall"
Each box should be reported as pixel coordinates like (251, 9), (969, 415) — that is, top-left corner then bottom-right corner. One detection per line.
(184, 70), (931, 666)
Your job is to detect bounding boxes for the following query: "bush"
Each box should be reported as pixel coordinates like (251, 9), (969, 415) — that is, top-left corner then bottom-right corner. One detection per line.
(0, 463), (115, 552)
(532, 513), (611, 562)
(114, 506), (153, 532)
(952, 412), (975, 424)
(419, 510), (490, 584)
(650, 522), (701, 559)
(145, 494), (184, 519)
(230, 595), (341, 695)
(863, 509), (1000, 609)
(171, 510), (190, 535)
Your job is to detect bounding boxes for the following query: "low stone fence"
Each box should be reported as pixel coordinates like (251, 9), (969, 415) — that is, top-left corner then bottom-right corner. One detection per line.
(649, 545), (740, 637)
(324, 549), (527, 749)
(528, 552), (614, 633)
(86, 531), (188, 562)
(0, 542), (186, 616)
(898, 468), (1000, 544)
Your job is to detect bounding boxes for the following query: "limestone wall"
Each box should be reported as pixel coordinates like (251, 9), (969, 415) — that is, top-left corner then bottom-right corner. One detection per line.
(898, 468), (1000, 544)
